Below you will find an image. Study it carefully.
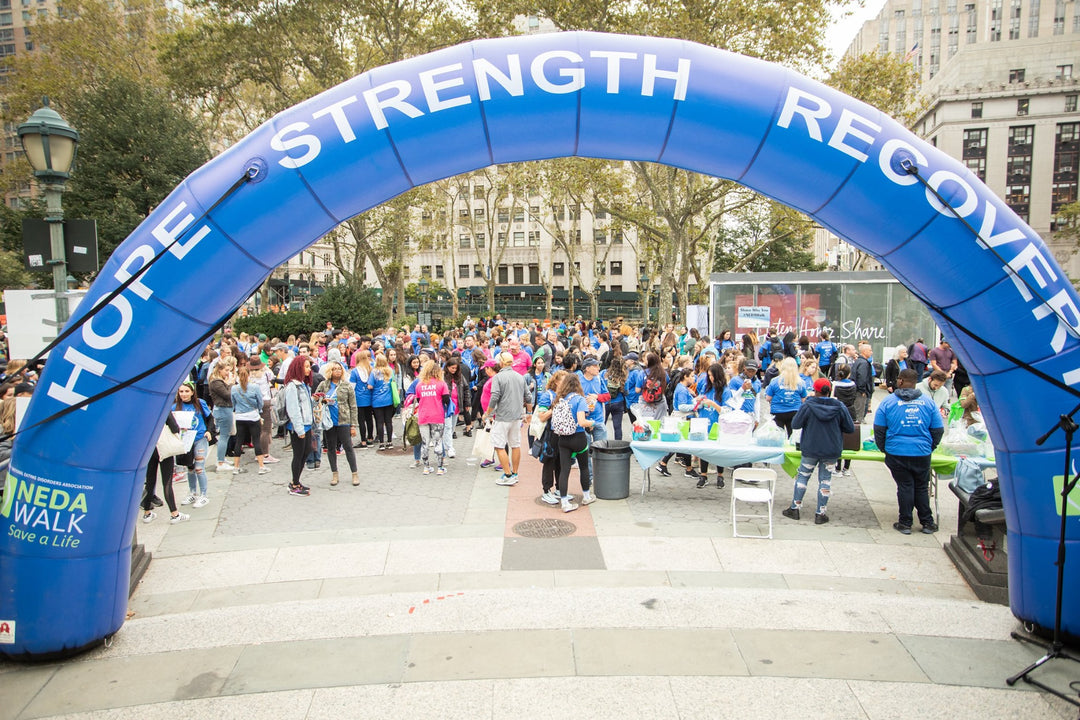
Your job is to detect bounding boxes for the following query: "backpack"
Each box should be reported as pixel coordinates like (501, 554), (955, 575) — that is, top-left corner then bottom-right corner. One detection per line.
(551, 398), (578, 435)
(663, 371), (684, 413)
(271, 382), (291, 432)
(404, 412), (422, 446)
(641, 375), (664, 404)
(955, 457), (986, 494)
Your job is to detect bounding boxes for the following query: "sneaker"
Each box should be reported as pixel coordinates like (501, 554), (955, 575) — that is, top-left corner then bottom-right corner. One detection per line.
(172, 470), (187, 483)
(893, 522), (912, 535)
(843, 469), (854, 477)
(717, 477), (726, 489)
(696, 477), (708, 489)
(289, 484), (310, 496)
(540, 492), (559, 505)
(495, 474), (518, 486)
(815, 512), (830, 525)
(193, 495), (209, 508)
(423, 466), (434, 475)
(655, 464), (672, 477)
(782, 507), (800, 521)
(216, 462), (230, 473)
(582, 490), (596, 505)
(410, 460), (422, 468)
(510, 473), (519, 483)
(141, 511), (156, 524)
(170, 512), (190, 524)
(258, 467), (270, 475)
(561, 498), (579, 513)
(480, 459), (494, 468)
(921, 521), (939, 534)
(463, 428), (473, 437)
(150, 496), (163, 508)
(265, 455), (281, 464)
(446, 448), (456, 458)
(232, 467), (248, 475)
(437, 467), (447, 476)
(180, 493), (196, 506)
(494, 465), (504, 473)
(683, 468), (701, 479)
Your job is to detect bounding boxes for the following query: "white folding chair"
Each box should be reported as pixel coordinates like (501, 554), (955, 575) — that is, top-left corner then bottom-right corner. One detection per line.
(731, 467), (777, 539)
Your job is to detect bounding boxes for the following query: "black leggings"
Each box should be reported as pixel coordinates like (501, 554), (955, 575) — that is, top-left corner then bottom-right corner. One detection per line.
(142, 450), (176, 513)
(234, 419), (264, 456)
(324, 424), (357, 472)
(373, 404), (395, 443)
(357, 406), (375, 442)
(290, 430), (311, 485)
(772, 411), (797, 437)
(556, 431), (591, 497)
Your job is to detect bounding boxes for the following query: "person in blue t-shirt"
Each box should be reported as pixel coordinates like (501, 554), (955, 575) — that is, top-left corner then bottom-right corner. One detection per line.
(874, 368), (944, 535)
(727, 358), (761, 415)
(655, 370), (700, 480)
(693, 364), (734, 489)
(765, 357), (808, 437)
(814, 331), (838, 374)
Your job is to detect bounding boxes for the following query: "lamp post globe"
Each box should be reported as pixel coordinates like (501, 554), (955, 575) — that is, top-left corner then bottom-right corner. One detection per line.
(18, 98), (80, 324)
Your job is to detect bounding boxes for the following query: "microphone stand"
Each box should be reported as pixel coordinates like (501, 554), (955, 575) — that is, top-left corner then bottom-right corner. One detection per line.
(1006, 401), (1080, 708)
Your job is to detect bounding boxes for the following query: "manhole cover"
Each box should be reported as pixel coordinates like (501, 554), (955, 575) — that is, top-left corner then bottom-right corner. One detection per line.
(513, 518), (576, 538)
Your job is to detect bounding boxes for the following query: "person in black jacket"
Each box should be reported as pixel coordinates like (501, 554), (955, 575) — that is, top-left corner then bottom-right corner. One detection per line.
(852, 344), (875, 422)
(781, 378), (855, 525)
(830, 364), (859, 476)
(883, 345), (909, 393)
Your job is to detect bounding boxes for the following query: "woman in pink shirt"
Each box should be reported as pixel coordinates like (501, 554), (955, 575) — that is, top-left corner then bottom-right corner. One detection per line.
(415, 359), (450, 475)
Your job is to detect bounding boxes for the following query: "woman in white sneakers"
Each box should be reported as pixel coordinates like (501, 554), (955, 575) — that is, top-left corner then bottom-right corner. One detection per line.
(282, 356), (315, 496)
(316, 360), (360, 486)
(230, 363), (268, 476)
(176, 381), (212, 508)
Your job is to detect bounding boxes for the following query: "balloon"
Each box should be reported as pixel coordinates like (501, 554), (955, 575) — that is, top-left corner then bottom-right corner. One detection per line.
(4, 31), (1078, 658)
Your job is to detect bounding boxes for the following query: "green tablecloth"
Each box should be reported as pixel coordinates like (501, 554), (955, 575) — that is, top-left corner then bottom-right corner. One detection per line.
(780, 447), (992, 478)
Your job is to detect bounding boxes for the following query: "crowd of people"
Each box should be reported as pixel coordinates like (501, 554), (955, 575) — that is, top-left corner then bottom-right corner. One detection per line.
(0, 317), (974, 531)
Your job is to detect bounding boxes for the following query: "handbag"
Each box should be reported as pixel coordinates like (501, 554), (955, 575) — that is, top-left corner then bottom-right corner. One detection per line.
(471, 421), (494, 460)
(156, 426), (187, 459)
(528, 411), (547, 438)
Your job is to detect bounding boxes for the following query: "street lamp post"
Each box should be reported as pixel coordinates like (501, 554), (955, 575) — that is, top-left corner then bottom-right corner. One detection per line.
(639, 271), (651, 325)
(18, 98), (79, 325)
(418, 275), (429, 314)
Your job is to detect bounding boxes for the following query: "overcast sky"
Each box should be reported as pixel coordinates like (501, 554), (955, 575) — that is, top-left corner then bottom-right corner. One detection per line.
(826, 0), (889, 62)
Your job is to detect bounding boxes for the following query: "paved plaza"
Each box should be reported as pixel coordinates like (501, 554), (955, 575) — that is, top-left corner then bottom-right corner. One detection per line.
(3, 410), (1079, 719)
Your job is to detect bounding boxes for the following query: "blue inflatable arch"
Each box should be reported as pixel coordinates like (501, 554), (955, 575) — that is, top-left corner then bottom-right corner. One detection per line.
(4, 31), (1080, 657)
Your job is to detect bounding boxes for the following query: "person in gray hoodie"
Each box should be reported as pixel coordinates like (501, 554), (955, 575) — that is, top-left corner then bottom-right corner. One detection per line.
(781, 377), (855, 525)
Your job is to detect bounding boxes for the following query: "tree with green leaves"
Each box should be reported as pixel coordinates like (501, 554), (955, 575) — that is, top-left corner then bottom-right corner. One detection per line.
(826, 51), (923, 126)
(713, 198), (823, 273)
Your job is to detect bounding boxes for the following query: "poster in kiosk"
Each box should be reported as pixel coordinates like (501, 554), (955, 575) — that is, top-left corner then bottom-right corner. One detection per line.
(3, 31), (1080, 659)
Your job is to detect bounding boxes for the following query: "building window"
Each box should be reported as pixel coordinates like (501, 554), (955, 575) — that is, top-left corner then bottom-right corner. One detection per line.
(458, 264), (470, 279)
(435, 265), (444, 279)
(1009, 124), (1034, 151)
(594, 231), (606, 244)
(496, 232), (506, 246)
(594, 209), (608, 219)
(1067, 95), (1078, 112)
(1017, 98), (1030, 116)
(1057, 64), (1074, 80)
(971, 101), (983, 118)
(497, 208), (509, 223)
(421, 210), (432, 225)
(513, 207), (524, 222)
(553, 262), (565, 276)
(498, 265), (508, 284)
(1054, 0), (1066, 34)
(1053, 122), (1079, 212)
(572, 230), (581, 244)
(528, 230), (540, 246)
(473, 185), (485, 200)
(1009, 68), (1026, 83)
(473, 264), (483, 278)
(513, 231), (525, 246)
(612, 231), (624, 244)
(1007, 155), (1032, 183)
(964, 156), (987, 180)
(458, 208), (469, 218)
(529, 264), (540, 284)
(966, 3), (977, 42)
(610, 261), (623, 275)
(420, 265), (432, 278)
(473, 207), (485, 219)
(476, 232), (485, 247)
(991, 0), (1003, 40)
(530, 205), (540, 215)
(1009, 0), (1022, 39)
(1007, 125), (1034, 220)
(513, 265), (524, 284)
(459, 234), (471, 249)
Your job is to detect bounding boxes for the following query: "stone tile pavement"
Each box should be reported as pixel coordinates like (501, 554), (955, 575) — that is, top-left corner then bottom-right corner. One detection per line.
(2, 421), (1078, 720)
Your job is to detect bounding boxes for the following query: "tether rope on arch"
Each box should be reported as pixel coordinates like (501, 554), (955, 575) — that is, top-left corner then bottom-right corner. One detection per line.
(899, 160), (1080, 402)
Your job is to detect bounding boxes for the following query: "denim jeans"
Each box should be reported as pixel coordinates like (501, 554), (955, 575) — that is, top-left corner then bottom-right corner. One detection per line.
(790, 456), (835, 515)
(605, 400), (626, 441)
(582, 422), (607, 479)
(885, 453), (934, 527)
(306, 424), (323, 467)
(211, 406), (233, 464)
(187, 436), (209, 496)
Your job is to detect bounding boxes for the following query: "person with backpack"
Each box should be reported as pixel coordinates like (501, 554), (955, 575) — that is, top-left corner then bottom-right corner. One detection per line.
(654, 369), (699, 480)
(536, 370), (568, 506)
(282, 356), (315, 496)
(315, 361), (359, 487)
(601, 343), (628, 440)
(415, 358), (451, 476)
(638, 352), (669, 421)
(549, 373), (596, 512)
(814, 330), (838, 376)
(764, 357), (808, 438)
(727, 358), (761, 415)
(831, 364), (859, 476)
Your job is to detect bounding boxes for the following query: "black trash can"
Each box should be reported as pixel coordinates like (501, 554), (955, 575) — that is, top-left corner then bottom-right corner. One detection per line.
(592, 439), (632, 500)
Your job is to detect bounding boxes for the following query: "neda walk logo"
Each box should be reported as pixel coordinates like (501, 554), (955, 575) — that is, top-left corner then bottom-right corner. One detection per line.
(2, 467), (88, 549)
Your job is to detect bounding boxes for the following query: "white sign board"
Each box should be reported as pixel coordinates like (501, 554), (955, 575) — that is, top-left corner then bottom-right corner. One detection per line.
(686, 305), (709, 336)
(737, 305), (772, 328)
(4, 289), (86, 360)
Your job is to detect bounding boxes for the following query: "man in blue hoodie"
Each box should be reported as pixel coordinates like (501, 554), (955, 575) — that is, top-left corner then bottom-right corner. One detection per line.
(782, 378), (855, 525)
(874, 368), (944, 535)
